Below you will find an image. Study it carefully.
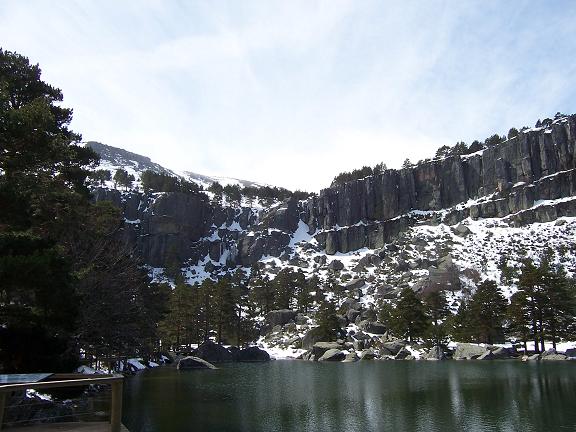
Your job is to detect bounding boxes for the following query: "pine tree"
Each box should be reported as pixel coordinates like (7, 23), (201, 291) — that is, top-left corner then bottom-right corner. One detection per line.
(315, 299), (341, 341)
(507, 291), (531, 352)
(468, 280), (508, 344)
(249, 274), (274, 314)
(451, 301), (474, 342)
(423, 290), (451, 347)
(159, 280), (196, 349)
(391, 288), (429, 343)
(296, 275), (316, 313)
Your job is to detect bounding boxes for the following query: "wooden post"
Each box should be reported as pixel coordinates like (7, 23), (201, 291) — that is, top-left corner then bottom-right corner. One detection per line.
(110, 380), (123, 432)
(0, 391), (6, 431)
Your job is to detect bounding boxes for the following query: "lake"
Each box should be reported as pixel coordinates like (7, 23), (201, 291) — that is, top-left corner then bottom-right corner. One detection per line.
(123, 360), (576, 432)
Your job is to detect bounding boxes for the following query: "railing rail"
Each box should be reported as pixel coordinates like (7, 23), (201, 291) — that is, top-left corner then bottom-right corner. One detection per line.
(0, 374), (124, 432)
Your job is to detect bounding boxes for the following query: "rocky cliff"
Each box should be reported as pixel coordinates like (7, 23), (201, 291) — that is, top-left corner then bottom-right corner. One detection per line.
(93, 188), (257, 276)
(236, 115), (576, 263)
(90, 114), (576, 284)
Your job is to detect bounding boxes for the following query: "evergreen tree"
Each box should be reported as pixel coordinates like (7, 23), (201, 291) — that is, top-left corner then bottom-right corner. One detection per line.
(391, 288), (428, 343)
(273, 268), (301, 310)
(296, 275), (316, 313)
(507, 291), (531, 352)
(159, 281), (196, 349)
(198, 279), (216, 342)
(249, 274), (274, 315)
(423, 290), (451, 347)
(113, 168), (134, 190)
(89, 169), (111, 186)
(451, 301), (474, 342)
(467, 280), (508, 344)
(315, 299), (341, 341)
(213, 277), (236, 344)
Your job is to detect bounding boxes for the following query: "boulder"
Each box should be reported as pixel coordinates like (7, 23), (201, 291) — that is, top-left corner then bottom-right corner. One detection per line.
(302, 327), (328, 350)
(453, 343), (487, 360)
(177, 356), (217, 370)
(541, 349), (568, 361)
(193, 341), (233, 363)
(477, 350), (495, 360)
(327, 260), (344, 271)
(490, 347), (513, 359)
(452, 223), (472, 237)
(343, 352), (359, 362)
(344, 278), (365, 291)
(236, 346), (271, 362)
(312, 342), (343, 359)
(381, 339), (406, 356)
(357, 320), (387, 335)
(359, 349), (378, 360)
(395, 347), (411, 360)
(265, 310), (297, 327)
(346, 309), (361, 323)
(423, 345), (446, 361)
(341, 298), (362, 311)
(318, 349), (345, 362)
(565, 348), (576, 358)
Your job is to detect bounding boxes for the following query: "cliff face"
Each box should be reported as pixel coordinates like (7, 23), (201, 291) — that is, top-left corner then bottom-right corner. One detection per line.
(288, 115), (576, 255)
(93, 189), (257, 270)
(91, 115), (576, 274)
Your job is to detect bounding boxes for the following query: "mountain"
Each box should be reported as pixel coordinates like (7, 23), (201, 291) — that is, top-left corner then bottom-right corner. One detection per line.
(88, 114), (576, 353)
(86, 141), (269, 189)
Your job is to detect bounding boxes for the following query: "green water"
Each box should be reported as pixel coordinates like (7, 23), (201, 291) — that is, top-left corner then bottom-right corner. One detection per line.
(123, 360), (576, 432)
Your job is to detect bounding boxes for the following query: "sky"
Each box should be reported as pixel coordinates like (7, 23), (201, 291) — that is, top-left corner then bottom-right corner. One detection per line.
(1, 1), (575, 192)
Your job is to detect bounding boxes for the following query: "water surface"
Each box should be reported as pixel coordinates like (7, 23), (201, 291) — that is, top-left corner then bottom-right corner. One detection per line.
(123, 360), (576, 432)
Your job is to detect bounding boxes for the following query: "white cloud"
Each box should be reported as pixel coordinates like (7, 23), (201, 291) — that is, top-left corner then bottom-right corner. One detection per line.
(1, 1), (575, 192)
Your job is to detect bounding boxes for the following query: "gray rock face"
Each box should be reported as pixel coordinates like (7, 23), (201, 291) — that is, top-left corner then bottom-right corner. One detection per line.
(235, 346), (271, 362)
(541, 349), (568, 361)
(394, 347), (412, 360)
(265, 310), (297, 328)
(423, 346), (446, 361)
(453, 343), (487, 360)
(381, 340), (406, 356)
(302, 327), (328, 350)
(359, 348), (378, 360)
(327, 260), (344, 271)
(177, 356), (217, 370)
(312, 342), (343, 360)
(318, 349), (346, 361)
(301, 115), (576, 254)
(193, 341), (233, 363)
(343, 352), (359, 362)
(357, 321), (387, 335)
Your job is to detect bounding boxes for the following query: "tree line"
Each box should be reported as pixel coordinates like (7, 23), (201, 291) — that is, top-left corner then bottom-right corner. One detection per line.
(377, 256), (576, 352)
(207, 181), (312, 206)
(329, 112), (569, 188)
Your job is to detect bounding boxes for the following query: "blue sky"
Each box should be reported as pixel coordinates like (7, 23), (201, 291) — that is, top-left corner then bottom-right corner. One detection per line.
(1, 1), (575, 191)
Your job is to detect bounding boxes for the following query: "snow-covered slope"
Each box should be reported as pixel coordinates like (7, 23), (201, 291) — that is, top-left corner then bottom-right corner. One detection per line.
(86, 141), (268, 191)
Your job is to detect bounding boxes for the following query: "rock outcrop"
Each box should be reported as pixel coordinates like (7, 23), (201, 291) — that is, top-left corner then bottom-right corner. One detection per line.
(177, 356), (217, 370)
(192, 341), (234, 363)
(92, 115), (576, 272)
(235, 346), (271, 362)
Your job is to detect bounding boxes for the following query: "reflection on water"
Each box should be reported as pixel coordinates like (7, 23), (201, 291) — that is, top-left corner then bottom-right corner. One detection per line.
(123, 361), (576, 432)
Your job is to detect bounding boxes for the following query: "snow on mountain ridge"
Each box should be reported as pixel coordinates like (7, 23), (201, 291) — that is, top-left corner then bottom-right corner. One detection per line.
(86, 141), (270, 190)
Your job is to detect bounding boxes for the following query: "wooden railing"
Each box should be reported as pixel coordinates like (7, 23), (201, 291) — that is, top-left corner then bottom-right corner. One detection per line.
(0, 374), (125, 432)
